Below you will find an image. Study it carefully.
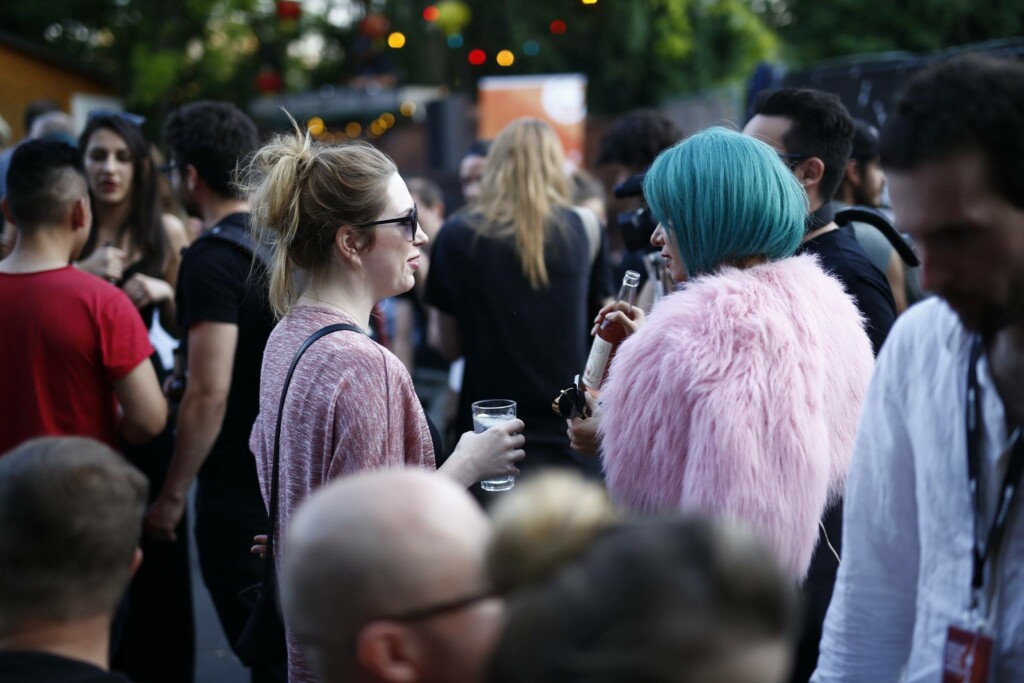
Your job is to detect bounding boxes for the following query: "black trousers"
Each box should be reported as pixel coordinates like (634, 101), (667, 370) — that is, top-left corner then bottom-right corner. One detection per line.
(195, 475), (285, 683)
(112, 422), (196, 683)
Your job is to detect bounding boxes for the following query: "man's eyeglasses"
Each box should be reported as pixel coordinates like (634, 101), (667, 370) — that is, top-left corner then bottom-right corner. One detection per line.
(87, 109), (147, 127)
(552, 374), (592, 420)
(158, 161), (184, 178)
(357, 204), (419, 241)
(382, 590), (495, 623)
(291, 589), (496, 651)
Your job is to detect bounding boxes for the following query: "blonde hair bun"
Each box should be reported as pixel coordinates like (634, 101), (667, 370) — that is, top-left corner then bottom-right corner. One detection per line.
(487, 470), (617, 594)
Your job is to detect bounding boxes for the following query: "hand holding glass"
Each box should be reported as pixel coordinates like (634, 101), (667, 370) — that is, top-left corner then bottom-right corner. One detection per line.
(472, 399), (517, 492)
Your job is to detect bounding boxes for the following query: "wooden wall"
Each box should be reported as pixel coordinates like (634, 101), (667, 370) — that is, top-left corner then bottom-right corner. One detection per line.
(0, 43), (116, 141)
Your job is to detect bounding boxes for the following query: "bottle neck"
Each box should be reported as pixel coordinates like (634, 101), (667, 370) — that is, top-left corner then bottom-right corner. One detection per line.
(617, 282), (638, 306)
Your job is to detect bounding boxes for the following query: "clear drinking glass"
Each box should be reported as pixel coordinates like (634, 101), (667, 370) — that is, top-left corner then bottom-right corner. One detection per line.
(472, 399), (517, 492)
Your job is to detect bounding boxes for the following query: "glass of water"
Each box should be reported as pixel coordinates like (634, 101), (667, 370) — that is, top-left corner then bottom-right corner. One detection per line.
(471, 399), (517, 492)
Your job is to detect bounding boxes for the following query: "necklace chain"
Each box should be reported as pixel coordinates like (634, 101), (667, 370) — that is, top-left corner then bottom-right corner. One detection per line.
(301, 294), (363, 324)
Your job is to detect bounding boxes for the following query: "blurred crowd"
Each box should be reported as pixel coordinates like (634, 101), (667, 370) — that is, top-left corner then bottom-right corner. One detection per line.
(1, 53), (1023, 683)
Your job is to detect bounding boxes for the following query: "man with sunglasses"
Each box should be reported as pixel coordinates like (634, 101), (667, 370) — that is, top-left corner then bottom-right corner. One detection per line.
(744, 88), (896, 357)
(145, 102), (283, 681)
(743, 88), (897, 683)
(281, 469), (500, 683)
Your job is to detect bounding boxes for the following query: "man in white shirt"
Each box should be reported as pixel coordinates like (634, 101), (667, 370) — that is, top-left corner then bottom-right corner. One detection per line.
(812, 55), (1024, 682)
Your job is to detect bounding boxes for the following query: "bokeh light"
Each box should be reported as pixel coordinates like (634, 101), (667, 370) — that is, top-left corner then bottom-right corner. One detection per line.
(306, 116), (325, 136)
(345, 122), (362, 137)
(387, 32), (406, 48)
(400, 100), (417, 117)
(550, 19), (567, 35)
(523, 40), (540, 56)
(496, 50), (515, 67)
(468, 48), (486, 65)
(423, 6), (440, 21)
(446, 32), (464, 48)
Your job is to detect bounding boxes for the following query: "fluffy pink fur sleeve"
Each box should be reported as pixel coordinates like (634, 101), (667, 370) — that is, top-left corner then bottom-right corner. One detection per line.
(598, 255), (874, 577)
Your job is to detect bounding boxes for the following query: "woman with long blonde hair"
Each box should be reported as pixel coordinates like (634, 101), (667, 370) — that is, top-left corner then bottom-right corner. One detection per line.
(426, 118), (613, 482)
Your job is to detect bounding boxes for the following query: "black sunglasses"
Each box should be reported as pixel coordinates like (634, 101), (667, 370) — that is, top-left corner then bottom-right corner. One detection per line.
(357, 204), (418, 241)
(778, 152), (811, 167)
(552, 374), (592, 420)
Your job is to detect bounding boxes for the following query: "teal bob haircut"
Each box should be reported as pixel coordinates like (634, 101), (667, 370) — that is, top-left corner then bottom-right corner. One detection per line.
(643, 127), (807, 278)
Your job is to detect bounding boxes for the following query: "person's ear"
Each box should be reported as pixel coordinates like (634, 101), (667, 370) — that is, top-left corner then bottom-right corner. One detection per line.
(0, 197), (12, 225)
(795, 157), (825, 194)
(184, 164), (200, 194)
(335, 227), (365, 264)
(71, 196), (91, 232)
(844, 159), (862, 188)
(355, 622), (419, 683)
(129, 547), (143, 578)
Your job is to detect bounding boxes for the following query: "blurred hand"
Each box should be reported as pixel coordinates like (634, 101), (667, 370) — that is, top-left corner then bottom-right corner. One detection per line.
(591, 301), (646, 337)
(124, 272), (174, 310)
(450, 418), (526, 484)
(251, 534), (268, 559)
(77, 245), (126, 282)
(144, 492), (186, 542)
(567, 394), (602, 456)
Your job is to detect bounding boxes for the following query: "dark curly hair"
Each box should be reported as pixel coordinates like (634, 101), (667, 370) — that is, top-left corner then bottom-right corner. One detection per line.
(750, 88), (854, 203)
(164, 101), (259, 199)
(595, 110), (683, 172)
(880, 54), (1024, 211)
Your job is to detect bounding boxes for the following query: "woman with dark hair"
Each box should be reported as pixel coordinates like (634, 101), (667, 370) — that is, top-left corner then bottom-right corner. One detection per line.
(486, 472), (800, 683)
(77, 111), (188, 335)
(76, 111), (194, 683)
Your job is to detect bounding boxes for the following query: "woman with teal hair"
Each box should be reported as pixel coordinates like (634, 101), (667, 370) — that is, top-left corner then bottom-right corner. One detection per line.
(570, 127), (875, 582)
(642, 126), (806, 280)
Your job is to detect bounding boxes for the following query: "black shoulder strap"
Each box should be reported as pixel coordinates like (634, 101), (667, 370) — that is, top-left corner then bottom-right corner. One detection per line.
(834, 206), (921, 268)
(260, 323), (364, 593)
(202, 220), (274, 271)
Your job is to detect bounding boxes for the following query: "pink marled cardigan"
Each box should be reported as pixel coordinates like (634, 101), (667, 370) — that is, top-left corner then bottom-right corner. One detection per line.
(599, 254), (874, 578)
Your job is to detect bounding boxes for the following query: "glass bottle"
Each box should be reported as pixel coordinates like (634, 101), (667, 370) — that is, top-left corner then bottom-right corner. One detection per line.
(582, 270), (640, 391)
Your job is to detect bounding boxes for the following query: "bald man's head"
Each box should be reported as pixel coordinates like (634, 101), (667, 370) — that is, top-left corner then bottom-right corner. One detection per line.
(282, 470), (499, 683)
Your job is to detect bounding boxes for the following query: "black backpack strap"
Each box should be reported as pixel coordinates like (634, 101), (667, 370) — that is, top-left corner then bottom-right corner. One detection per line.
(260, 323), (364, 594)
(835, 206), (921, 267)
(202, 220), (274, 271)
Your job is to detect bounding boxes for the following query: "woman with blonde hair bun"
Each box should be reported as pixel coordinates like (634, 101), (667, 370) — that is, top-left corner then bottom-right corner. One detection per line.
(244, 121), (525, 682)
(486, 472), (799, 683)
(426, 118), (613, 480)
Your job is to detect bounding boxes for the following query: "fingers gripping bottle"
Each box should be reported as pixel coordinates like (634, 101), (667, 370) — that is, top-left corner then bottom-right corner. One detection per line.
(582, 270), (640, 391)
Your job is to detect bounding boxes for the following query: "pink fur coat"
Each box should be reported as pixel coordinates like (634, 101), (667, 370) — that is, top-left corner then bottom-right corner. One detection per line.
(599, 254), (874, 577)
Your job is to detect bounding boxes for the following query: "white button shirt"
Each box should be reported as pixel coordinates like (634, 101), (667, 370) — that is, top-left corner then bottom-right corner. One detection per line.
(812, 298), (1024, 683)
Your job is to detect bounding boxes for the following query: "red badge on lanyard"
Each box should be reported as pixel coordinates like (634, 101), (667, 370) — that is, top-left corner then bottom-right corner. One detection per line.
(943, 625), (994, 683)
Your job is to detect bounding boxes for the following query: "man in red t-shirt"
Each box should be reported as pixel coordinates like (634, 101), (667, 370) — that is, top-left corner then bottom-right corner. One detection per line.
(0, 139), (165, 454)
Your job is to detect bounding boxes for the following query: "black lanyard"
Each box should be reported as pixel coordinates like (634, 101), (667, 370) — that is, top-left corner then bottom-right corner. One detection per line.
(966, 334), (1024, 593)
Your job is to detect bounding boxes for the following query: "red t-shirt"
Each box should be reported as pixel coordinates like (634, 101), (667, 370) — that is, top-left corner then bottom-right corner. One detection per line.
(0, 266), (154, 454)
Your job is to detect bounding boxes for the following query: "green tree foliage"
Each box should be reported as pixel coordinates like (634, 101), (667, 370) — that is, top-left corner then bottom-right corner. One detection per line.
(0, 0), (777, 118)
(385, 0), (777, 112)
(764, 0), (1024, 63)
